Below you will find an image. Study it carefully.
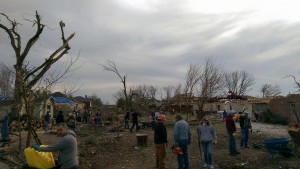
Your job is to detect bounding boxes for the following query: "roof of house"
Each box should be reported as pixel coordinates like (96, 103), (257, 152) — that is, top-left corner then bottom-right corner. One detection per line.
(51, 96), (76, 105)
(73, 96), (91, 103)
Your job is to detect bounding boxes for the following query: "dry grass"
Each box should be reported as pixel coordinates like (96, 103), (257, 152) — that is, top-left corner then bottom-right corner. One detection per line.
(1, 116), (300, 169)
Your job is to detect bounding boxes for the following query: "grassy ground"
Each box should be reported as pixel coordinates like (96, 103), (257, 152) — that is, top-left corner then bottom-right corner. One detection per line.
(2, 114), (299, 169)
(75, 115), (300, 169)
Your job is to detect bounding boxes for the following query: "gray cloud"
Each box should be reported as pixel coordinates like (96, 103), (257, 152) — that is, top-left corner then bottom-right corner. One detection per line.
(1, 0), (300, 103)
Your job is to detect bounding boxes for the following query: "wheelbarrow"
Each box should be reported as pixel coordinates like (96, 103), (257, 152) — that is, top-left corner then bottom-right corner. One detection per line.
(263, 137), (291, 158)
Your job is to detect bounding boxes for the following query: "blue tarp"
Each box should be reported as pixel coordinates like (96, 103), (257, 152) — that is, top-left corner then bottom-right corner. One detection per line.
(0, 95), (7, 100)
(52, 96), (76, 105)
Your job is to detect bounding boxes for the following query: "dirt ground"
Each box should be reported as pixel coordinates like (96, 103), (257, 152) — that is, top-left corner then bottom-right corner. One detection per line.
(1, 116), (300, 169)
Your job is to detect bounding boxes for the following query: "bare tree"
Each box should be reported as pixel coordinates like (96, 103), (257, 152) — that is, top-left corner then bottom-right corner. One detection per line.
(196, 58), (223, 119)
(128, 84), (158, 114)
(60, 80), (82, 96)
(284, 75), (300, 92)
(174, 83), (183, 113)
(161, 85), (174, 112)
(162, 85), (174, 100)
(260, 83), (281, 97)
(223, 70), (255, 96)
(148, 85), (158, 101)
(0, 11), (75, 149)
(100, 60), (130, 109)
(89, 94), (103, 112)
(184, 63), (201, 120)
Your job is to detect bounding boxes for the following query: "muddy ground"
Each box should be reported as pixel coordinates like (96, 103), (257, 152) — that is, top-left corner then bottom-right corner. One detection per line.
(1, 116), (300, 169)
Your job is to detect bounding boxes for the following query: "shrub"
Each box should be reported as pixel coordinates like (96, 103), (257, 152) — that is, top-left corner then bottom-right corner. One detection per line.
(262, 111), (288, 125)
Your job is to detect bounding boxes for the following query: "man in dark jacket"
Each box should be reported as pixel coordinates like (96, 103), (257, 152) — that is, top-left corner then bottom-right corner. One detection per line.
(226, 112), (240, 156)
(130, 109), (139, 132)
(239, 111), (252, 148)
(124, 111), (130, 129)
(154, 114), (168, 169)
(56, 110), (65, 124)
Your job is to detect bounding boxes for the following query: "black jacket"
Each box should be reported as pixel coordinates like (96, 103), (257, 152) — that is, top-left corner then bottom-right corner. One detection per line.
(154, 122), (168, 144)
(239, 115), (251, 128)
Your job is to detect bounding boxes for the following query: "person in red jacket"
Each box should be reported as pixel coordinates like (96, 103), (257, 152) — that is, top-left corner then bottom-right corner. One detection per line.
(226, 112), (240, 156)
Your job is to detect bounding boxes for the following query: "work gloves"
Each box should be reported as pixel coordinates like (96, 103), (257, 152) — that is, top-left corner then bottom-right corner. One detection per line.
(31, 144), (41, 150)
(232, 132), (236, 137)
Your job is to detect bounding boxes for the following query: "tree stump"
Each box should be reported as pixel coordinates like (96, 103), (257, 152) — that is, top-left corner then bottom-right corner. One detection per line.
(136, 134), (148, 146)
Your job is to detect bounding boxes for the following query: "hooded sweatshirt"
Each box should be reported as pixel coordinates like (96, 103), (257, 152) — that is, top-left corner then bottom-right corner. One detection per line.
(39, 130), (79, 169)
(197, 124), (217, 142)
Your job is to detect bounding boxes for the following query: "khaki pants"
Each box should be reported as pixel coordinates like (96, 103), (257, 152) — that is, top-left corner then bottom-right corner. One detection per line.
(155, 143), (166, 169)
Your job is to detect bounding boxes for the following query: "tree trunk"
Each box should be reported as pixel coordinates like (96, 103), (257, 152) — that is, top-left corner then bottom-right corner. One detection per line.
(26, 109), (33, 147)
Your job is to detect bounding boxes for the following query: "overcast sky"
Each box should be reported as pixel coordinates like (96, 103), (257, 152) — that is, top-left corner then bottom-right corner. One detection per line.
(1, 0), (300, 104)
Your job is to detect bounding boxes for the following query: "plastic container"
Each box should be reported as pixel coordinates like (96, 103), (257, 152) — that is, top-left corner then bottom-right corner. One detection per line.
(24, 146), (55, 169)
(263, 137), (289, 150)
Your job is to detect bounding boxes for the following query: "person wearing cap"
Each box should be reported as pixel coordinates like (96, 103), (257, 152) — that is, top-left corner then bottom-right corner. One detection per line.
(226, 112), (240, 156)
(197, 118), (217, 169)
(154, 114), (168, 169)
(239, 111), (252, 148)
(173, 114), (192, 169)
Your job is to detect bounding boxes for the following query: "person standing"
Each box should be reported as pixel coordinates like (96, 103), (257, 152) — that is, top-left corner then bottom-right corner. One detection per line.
(239, 111), (252, 148)
(155, 108), (160, 120)
(222, 110), (227, 121)
(44, 112), (50, 133)
(56, 110), (65, 124)
(198, 118), (217, 169)
(1, 114), (9, 142)
(82, 108), (88, 124)
(173, 114), (192, 169)
(94, 111), (102, 127)
(226, 112), (240, 156)
(151, 111), (156, 130)
(124, 111), (130, 129)
(130, 109), (139, 132)
(154, 114), (168, 169)
(32, 123), (79, 169)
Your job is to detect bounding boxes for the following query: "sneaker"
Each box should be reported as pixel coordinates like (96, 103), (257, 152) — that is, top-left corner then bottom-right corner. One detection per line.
(245, 146), (250, 148)
(209, 165), (214, 169)
(229, 153), (237, 156)
(203, 163), (208, 167)
(235, 151), (241, 154)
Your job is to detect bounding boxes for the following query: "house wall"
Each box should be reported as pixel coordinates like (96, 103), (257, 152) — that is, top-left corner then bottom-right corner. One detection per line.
(269, 94), (300, 123)
(251, 103), (269, 114)
(203, 100), (252, 116)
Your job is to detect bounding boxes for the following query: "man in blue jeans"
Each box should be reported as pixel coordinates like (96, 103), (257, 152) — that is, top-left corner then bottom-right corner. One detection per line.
(239, 111), (252, 148)
(198, 118), (217, 169)
(173, 114), (191, 169)
(226, 112), (240, 156)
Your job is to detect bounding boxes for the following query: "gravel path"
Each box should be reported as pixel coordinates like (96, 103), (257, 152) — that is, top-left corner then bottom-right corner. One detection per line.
(251, 122), (290, 138)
